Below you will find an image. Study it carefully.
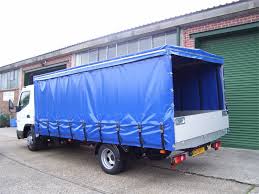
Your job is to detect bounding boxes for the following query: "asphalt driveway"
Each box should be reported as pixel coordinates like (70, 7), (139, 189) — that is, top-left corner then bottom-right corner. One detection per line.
(0, 127), (258, 194)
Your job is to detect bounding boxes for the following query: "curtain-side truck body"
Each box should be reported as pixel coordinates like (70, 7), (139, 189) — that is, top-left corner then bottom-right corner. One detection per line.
(9, 45), (229, 174)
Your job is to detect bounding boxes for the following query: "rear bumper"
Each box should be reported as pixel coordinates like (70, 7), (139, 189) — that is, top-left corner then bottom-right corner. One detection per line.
(174, 110), (229, 150)
(16, 130), (24, 139)
(174, 128), (228, 150)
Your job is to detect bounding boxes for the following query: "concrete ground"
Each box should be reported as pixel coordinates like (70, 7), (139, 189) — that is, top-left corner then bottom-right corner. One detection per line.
(0, 127), (258, 194)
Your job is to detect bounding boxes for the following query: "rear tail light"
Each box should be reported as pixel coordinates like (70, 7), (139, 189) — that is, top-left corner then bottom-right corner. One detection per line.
(212, 141), (221, 150)
(160, 150), (167, 154)
(172, 154), (186, 166)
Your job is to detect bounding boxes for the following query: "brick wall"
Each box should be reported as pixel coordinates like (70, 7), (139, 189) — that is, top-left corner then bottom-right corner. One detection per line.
(0, 54), (72, 118)
(183, 13), (259, 48)
(20, 54), (72, 89)
(22, 54), (72, 72)
(0, 89), (19, 117)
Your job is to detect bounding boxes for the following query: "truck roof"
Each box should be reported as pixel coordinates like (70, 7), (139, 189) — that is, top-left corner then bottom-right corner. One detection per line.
(34, 45), (224, 82)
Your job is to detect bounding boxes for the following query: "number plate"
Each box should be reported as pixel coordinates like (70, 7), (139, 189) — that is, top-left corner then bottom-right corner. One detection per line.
(191, 147), (205, 157)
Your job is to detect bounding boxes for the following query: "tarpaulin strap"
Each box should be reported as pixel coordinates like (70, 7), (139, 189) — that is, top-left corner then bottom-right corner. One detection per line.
(57, 121), (61, 139)
(47, 121), (50, 137)
(31, 125), (36, 140)
(82, 121), (87, 141)
(160, 123), (165, 150)
(137, 123), (143, 148)
(69, 122), (73, 139)
(116, 123), (121, 145)
(98, 122), (103, 143)
(37, 120), (40, 135)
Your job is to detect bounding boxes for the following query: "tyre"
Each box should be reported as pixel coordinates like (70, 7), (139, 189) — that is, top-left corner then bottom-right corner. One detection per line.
(27, 130), (48, 151)
(26, 130), (40, 151)
(98, 144), (127, 175)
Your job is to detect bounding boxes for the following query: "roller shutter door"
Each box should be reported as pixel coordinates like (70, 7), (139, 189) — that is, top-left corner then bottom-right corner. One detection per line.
(197, 28), (259, 150)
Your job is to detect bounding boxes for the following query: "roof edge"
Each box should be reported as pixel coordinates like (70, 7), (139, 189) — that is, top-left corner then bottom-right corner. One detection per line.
(34, 45), (223, 81)
(1, 0), (257, 72)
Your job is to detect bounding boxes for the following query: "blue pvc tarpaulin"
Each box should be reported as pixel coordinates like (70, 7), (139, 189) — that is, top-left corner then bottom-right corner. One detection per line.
(34, 45), (224, 151)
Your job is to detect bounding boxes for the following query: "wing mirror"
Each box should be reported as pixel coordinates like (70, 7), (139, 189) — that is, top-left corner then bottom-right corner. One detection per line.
(8, 99), (14, 110)
(8, 100), (17, 113)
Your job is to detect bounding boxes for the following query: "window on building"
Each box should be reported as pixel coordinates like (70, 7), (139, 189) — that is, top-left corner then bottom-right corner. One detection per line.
(153, 34), (166, 48)
(89, 49), (98, 63)
(2, 73), (7, 89)
(139, 37), (152, 51)
(128, 40), (138, 54)
(76, 51), (89, 66)
(0, 70), (19, 90)
(98, 47), (107, 61)
(166, 32), (177, 45)
(81, 51), (89, 65)
(117, 42), (128, 56)
(74, 30), (179, 66)
(107, 44), (117, 59)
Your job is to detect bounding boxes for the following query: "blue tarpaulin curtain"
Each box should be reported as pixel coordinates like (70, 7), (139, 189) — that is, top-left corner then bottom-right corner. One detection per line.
(173, 60), (224, 111)
(35, 55), (175, 150)
(34, 45), (224, 151)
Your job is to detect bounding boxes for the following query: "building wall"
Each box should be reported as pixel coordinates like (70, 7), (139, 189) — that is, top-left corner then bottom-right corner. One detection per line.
(183, 13), (259, 48)
(0, 55), (72, 117)
(1, 7), (258, 120)
(182, 12), (259, 150)
(0, 89), (20, 117)
(74, 31), (178, 67)
(21, 55), (72, 73)
(21, 55), (72, 86)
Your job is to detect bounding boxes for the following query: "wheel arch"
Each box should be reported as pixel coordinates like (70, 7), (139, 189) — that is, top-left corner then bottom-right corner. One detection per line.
(23, 124), (33, 138)
(95, 143), (127, 155)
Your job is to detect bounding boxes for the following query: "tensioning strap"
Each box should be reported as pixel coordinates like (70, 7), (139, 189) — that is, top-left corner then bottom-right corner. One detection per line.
(37, 120), (40, 135)
(116, 123), (121, 145)
(47, 120), (50, 137)
(82, 121), (87, 142)
(57, 121), (61, 139)
(69, 121), (73, 139)
(137, 123), (143, 148)
(160, 123), (165, 150)
(98, 122), (103, 143)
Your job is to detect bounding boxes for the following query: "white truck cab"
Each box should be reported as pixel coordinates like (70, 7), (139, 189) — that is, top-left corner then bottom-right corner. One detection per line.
(12, 85), (35, 139)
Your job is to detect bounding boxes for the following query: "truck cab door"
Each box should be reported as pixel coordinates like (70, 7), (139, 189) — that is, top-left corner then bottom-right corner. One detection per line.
(16, 90), (33, 135)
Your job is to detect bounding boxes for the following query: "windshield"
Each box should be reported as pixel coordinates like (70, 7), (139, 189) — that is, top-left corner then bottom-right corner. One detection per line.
(18, 91), (30, 111)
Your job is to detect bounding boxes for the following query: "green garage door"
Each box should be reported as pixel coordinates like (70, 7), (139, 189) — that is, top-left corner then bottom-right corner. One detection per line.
(197, 28), (259, 150)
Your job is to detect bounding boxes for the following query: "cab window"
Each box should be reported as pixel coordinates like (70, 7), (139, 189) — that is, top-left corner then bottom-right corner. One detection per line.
(18, 91), (30, 111)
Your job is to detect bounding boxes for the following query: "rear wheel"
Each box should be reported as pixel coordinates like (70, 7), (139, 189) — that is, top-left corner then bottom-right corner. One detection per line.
(98, 144), (127, 175)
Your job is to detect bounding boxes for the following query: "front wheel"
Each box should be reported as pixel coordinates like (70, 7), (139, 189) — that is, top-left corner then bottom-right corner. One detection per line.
(27, 130), (48, 151)
(27, 131), (39, 151)
(98, 144), (127, 175)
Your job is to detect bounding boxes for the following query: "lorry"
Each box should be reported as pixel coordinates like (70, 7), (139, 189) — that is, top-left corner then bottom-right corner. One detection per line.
(9, 45), (229, 174)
